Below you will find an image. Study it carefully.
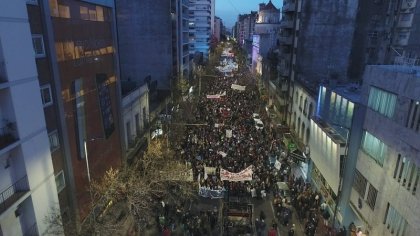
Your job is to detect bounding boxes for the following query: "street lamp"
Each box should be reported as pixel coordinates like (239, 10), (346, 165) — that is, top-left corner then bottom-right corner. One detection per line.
(83, 137), (104, 234)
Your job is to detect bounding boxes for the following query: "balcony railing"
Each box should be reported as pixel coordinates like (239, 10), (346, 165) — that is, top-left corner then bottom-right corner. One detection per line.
(0, 122), (18, 150)
(23, 223), (39, 236)
(0, 175), (30, 215)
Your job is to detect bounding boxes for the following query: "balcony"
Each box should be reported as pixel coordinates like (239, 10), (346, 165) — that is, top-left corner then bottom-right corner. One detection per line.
(279, 35), (293, 45)
(0, 176), (30, 215)
(282, 2), (296, 12)
(280, 19), (294, 28)
(0, 122), (18, 150)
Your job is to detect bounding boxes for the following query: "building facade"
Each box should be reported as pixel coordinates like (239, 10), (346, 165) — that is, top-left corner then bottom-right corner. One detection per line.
(214, 16), (222, 42)
(122, 83), (149, 163)
(117, 0), (173, 90)
(189, 0), (215, 60)
(0, 1), (61, 235)
(349, 65), (420, 235)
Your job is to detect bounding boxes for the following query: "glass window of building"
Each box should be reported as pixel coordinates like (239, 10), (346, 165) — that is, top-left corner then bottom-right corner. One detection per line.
(80, 6), (89, 20)
(63, 41), (75, 60)
(58, 4), (70, 18)
(89, 9), (97, 21)
(55, 170), (66, 193)
(40, 84), (53, 107)
(49, 130), (60, 151)
(55, 42), (64, 61)
(96, 6), (104, 21)
(383, 203), (408, 236)
(49, 0), (59, 17)
(73, 79), (87, 159)
(32, 35), (45, 57)
(367, 86), (397, 118)
(361, 131), (388, 167)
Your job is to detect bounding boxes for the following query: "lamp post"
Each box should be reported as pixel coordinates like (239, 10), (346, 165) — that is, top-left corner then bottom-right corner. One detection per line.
(83, 137), (104, 234)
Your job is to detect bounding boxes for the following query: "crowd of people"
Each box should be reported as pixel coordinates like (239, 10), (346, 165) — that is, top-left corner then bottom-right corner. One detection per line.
(161, 46), (336, 235)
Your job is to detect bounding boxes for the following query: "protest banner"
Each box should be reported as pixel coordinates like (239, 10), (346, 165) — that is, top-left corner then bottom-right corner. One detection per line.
(205, 166), (217, 175)
(231, 84), (246, 91)
(198, 187), (225, 199)
(206, 94), (221, 99)
(220, 165), (253, 182)
(226, 129), (232, 138)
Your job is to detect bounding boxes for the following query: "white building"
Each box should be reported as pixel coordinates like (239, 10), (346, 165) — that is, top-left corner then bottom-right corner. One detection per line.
(122, 83), (149, 161)
(350, 65), (420, 235)
(189, 0), (215, 60)
(0, 1), (61, 235)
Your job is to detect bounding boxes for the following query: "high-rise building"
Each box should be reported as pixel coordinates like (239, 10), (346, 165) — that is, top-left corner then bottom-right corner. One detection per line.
(189, 0), (215, 61)
(0, 1), (61, 235)
(117, 0), (173, 90)
(349, 65), (420, 235)
(214, 16), (222, 42)
(172, 0), (190, 79)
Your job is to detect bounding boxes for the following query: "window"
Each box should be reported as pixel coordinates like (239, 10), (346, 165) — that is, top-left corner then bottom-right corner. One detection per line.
(58, 4), (70, 18)
(383, 203), (408, 236)
(89, 9), (97, 21)
(49, 0), (59, 17)
(366, 185), (378, 210)
(367, 86), (397, 118)
(40, 84), (53, 107)
(406, 100), (420, 132)
(353, 169), (367, 196)
(361, 131), (388, 167)
(80, 6), (89, 20)
(55, 42), (64, 61)
(32, 35), (45, 57)
(63, 41), (75, 60)
(96, 6), (104, 21)
(55, 171), (65, 193)
(48, 130), (60, 151)
(143, 107), (147, 127)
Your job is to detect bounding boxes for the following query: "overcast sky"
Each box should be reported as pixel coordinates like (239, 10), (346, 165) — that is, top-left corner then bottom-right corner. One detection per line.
(216, 0), (284, 29)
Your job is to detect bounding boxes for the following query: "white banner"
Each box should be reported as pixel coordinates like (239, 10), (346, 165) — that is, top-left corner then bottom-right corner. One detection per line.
(231, 84), (246, 91)
(217, 151), (227, 157)
(226, 129), (232, 138)
(207, 94), (221, 99)
(220, 166), (253, 182)
(205, 166), (217, 175)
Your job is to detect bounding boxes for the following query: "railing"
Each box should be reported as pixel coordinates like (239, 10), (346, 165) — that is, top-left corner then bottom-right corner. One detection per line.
(23, 223), (39, 236)
(0, 175), (30, 215)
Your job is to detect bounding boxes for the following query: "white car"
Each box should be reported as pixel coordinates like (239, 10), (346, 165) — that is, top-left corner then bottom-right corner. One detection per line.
(255, 119), (264, 130)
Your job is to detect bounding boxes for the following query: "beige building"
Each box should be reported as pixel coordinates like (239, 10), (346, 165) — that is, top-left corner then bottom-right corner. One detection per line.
(350, 65), (420, 235)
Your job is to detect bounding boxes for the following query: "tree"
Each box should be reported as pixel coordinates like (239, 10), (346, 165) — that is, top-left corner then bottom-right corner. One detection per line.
(89, 139), (196, 235)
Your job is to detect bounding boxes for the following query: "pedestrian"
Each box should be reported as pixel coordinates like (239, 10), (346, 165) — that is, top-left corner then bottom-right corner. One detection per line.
(322, 209), (330, 227)
(288, 224), (295, 236)
(268, 226), (277, 236)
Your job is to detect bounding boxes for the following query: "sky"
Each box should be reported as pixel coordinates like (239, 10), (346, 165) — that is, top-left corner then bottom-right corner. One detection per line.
(216, 0), (284, 29)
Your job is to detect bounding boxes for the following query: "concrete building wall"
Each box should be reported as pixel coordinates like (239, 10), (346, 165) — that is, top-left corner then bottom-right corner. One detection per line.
(122, 84), (149, 149)
(291, 82), (316, 145)
(117, 0), (172, 89)
(351, 65), (420, 235)
(296, 0), (359, 83)
(0, 1), (61, 235)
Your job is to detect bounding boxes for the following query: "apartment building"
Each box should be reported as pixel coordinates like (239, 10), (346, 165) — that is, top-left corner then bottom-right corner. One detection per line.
(0, 1), (61, 235)
(117, 0), (174, 90)
(189, 0), (215, 60)
(350, 65), (420, 235)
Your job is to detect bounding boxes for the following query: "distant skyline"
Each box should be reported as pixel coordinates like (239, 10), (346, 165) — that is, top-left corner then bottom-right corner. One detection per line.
(215, 0), (284, 29)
